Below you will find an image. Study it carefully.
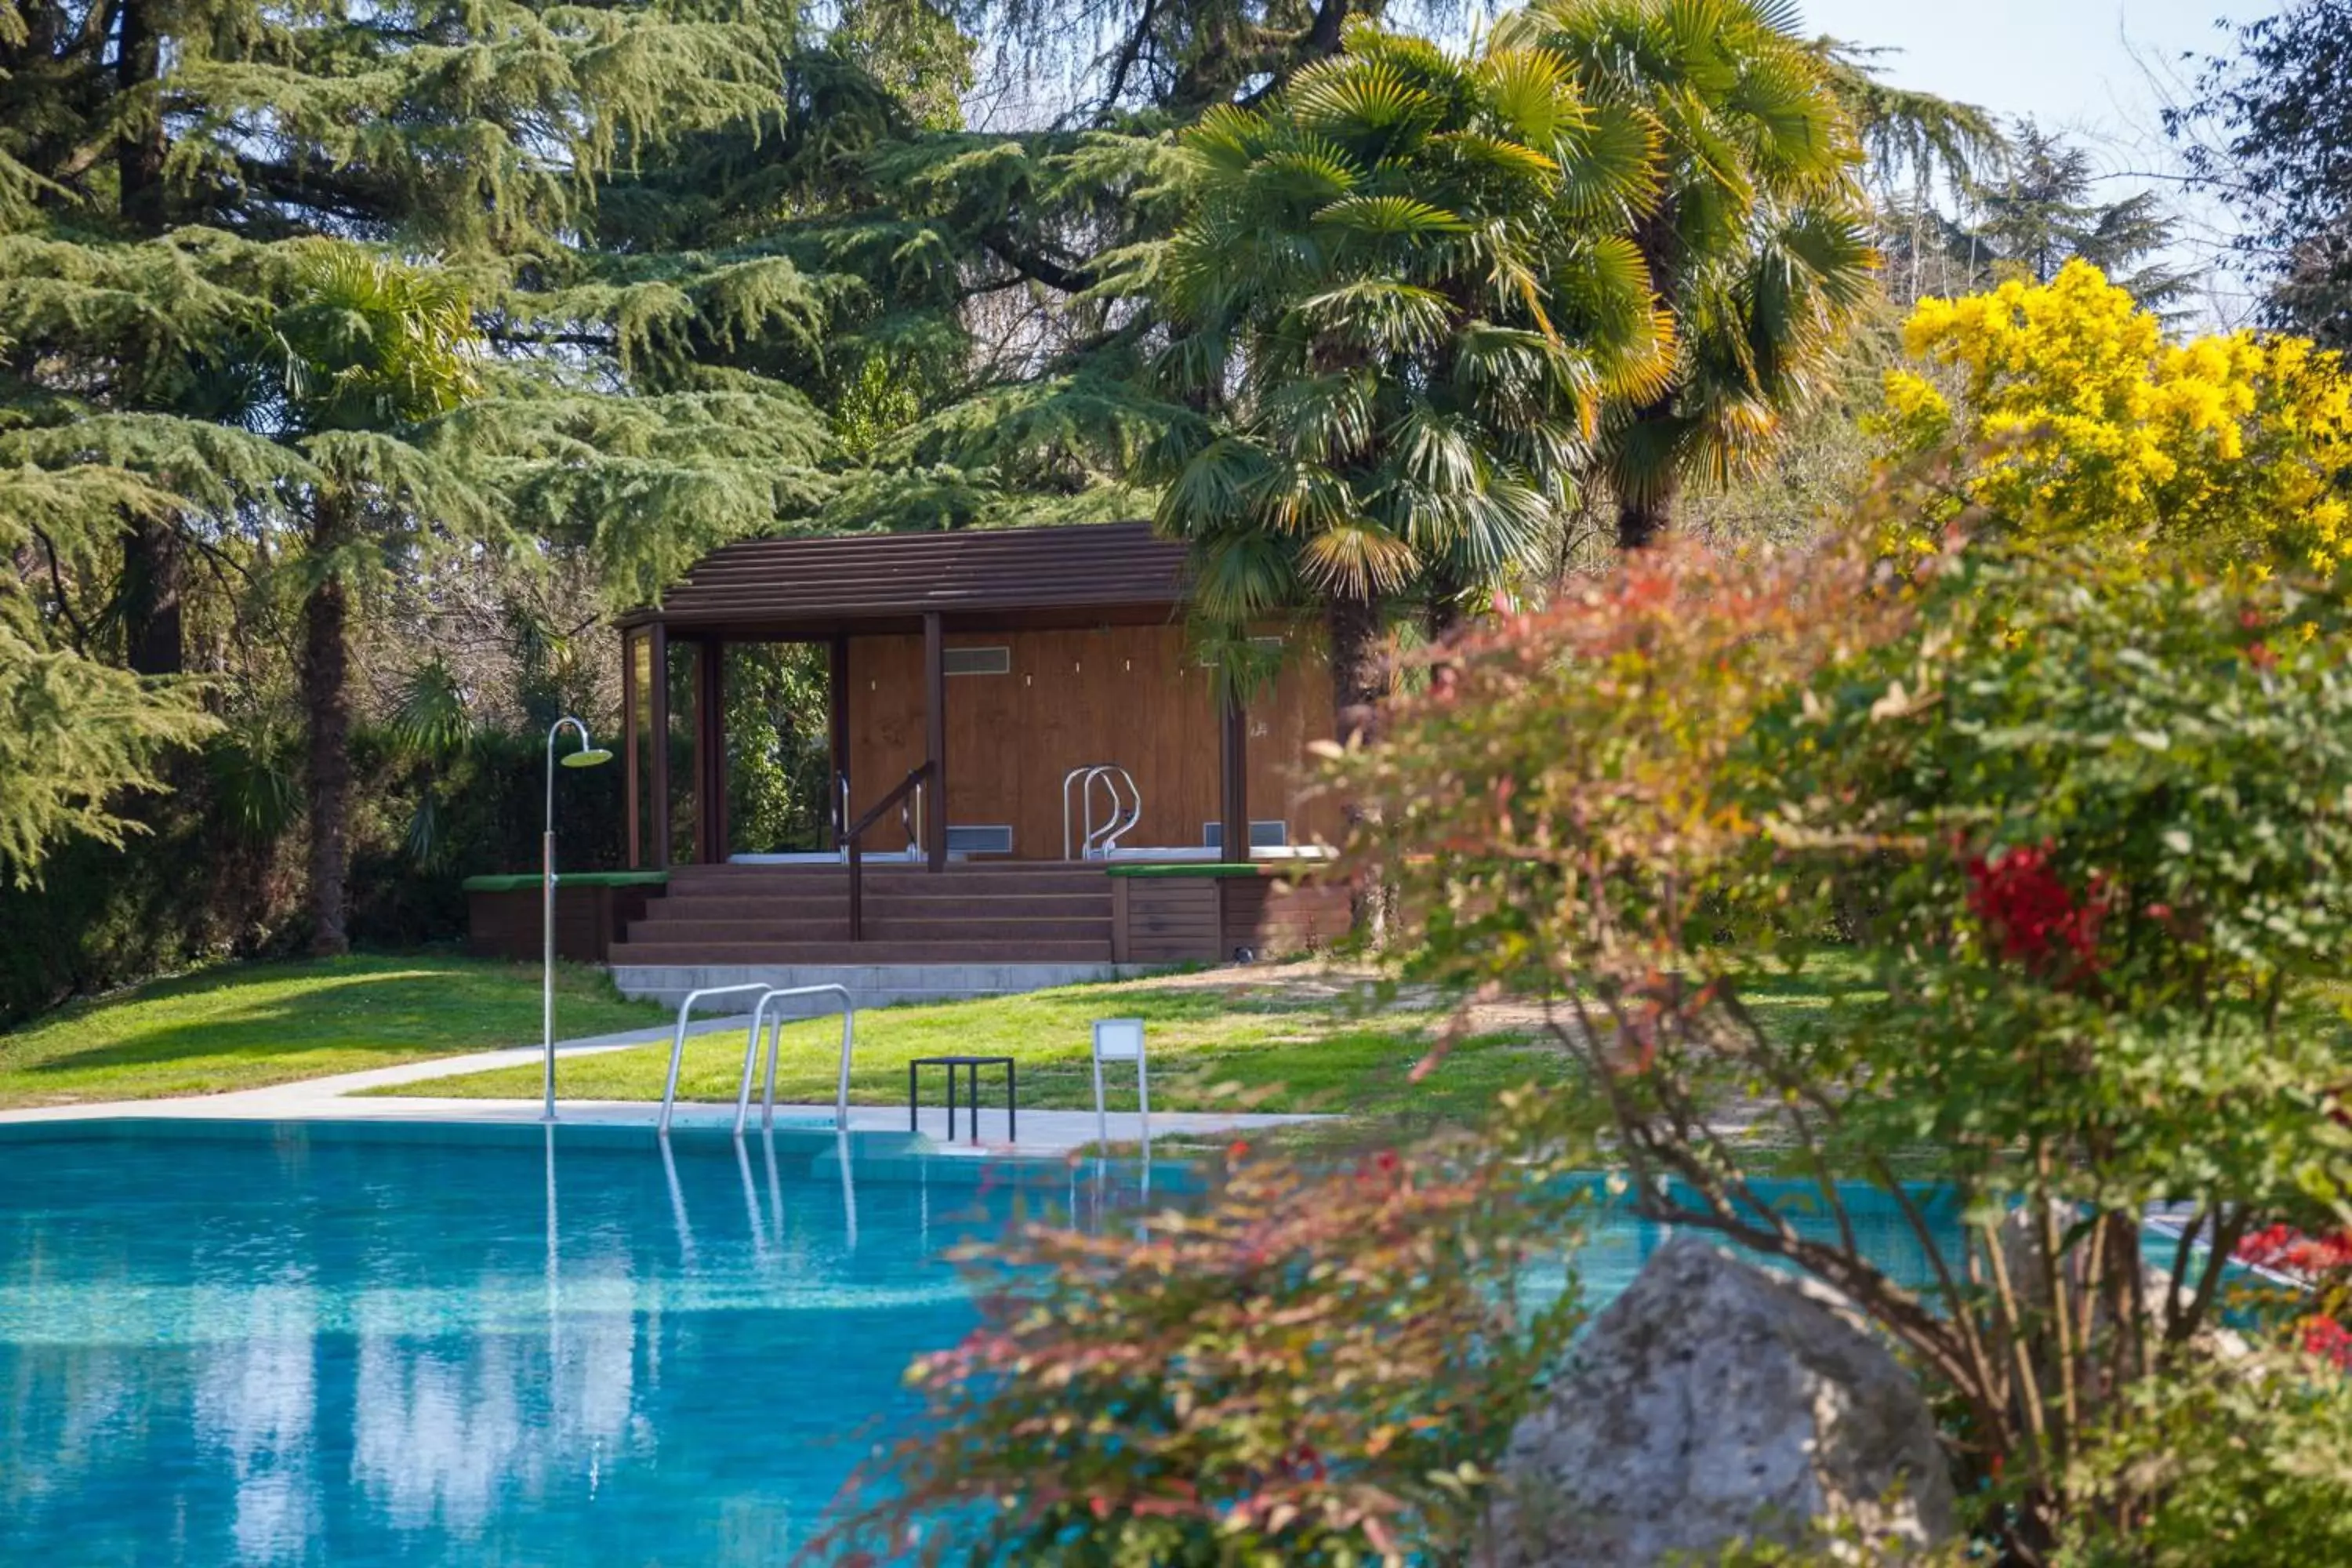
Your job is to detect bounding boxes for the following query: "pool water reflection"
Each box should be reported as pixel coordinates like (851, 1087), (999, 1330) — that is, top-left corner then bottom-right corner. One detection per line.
(0, 1121), (1953, 1566)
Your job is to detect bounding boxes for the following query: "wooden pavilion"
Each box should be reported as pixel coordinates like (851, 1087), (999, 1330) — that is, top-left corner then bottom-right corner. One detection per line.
(593, 522), (1348, 987)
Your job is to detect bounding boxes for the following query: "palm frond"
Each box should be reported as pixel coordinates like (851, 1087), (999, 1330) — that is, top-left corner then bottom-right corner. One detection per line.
(1298, 521), (1418, 598)
(1294, 278), (1454, 357)
(1473, 45), (1588, 148)
(1287, 60), (1447, 159)
(1187, 529), (1301, 623)
(1312, 194), (1473, 238)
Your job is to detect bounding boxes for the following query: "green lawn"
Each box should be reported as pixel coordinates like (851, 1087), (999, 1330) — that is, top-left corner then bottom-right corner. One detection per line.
(385, 973), (1567, 1123)
(0, 955), (666, 1108)
(0, 951), (1875, 1130)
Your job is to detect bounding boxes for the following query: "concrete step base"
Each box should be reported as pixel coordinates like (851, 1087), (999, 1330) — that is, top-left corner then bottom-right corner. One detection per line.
(609, 961), (1156, 1014)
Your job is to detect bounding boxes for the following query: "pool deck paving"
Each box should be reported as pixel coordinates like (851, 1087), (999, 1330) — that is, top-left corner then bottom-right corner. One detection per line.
(0, 1014), (1323, 1156)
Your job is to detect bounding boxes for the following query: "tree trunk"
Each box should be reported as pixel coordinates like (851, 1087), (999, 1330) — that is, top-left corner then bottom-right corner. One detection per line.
(1326, 588), (1388, 942)
(116, 0), (168, 236)
(1327, 588), (1384, 748)
(1423, 557), (1465, 644)
(1615, 470), (1679, 551)
(113, 0), (182, 675)
(118, 514), (183, 676)
(303, 503), (353, 956)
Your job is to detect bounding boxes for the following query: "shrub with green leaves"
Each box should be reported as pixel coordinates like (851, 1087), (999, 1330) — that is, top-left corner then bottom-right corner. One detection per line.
(1335, 522), (2352, 1563)
(813, 1098), (1585, 1567)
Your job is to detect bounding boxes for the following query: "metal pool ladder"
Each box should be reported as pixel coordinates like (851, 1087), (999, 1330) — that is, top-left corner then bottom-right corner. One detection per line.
(655, 982), (857, 1137)
(1061, 763), (1141, 860)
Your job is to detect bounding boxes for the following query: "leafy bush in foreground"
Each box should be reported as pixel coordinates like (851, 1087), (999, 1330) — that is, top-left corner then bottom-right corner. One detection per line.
(812, 1100), (1584, 1566)
(1336, 525), (2352, 1563)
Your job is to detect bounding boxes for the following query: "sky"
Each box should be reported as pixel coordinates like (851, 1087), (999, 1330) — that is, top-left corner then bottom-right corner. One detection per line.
(1795, 0), (2271, 134)
(1794, 1), (2282, 318)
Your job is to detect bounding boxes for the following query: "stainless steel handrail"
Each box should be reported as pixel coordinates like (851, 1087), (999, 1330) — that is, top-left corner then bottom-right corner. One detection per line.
(738, 983), (855, 1135)
(1081, 766), (1120, 857)
(655, 983), (779, 1136)
(1088, 766), (1142, 857)
(1061, 764), (1097, 860)
(900, 780), (924, 861)
(1063, 762), (1142, 860)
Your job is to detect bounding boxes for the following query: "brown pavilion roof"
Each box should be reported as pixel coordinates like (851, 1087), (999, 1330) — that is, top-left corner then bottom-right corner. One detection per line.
(615, 521), (1193, 636)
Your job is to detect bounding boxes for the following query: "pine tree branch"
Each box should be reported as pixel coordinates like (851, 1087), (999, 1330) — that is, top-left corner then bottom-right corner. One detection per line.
(1234, 0), (1359, 109)
(30, 525), (92, 655)
(1091, 0), (1161, 122)
(231, 154), (401, 226)
(481, 325), (621, 352)
(980, 227), (1094, 294)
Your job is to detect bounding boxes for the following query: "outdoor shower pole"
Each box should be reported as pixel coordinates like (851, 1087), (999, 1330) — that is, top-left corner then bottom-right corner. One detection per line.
(544, 716), (611, 1123)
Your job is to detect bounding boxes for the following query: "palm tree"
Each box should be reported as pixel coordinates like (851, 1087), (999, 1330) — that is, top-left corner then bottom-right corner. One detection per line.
(1154, 23), (1669, 736)
(274, 248), (485, 953)
(1499, 0), (1878, 550)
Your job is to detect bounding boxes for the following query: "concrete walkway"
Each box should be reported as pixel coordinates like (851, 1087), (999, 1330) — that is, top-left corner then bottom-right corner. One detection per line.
(0, 1016), (1323, 1157)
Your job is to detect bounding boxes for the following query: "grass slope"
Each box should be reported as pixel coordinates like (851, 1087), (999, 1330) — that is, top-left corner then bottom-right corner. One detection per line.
(389, 971), (1566, 1123)
(0, 955), (665, 1108)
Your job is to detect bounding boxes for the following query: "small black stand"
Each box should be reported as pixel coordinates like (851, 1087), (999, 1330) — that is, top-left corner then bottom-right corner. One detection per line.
(907, 1054), (1018, 1144)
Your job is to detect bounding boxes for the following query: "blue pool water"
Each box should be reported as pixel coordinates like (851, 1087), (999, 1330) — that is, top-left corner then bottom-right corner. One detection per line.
(0, 1120), (1953, 1566)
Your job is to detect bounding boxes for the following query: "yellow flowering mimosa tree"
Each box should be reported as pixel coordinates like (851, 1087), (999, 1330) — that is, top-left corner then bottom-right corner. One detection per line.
(1884, 260), (2352, 575)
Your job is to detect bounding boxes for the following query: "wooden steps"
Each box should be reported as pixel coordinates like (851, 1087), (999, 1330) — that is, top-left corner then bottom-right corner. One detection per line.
(610, 862), (1117, 968)
(610, 940), (1116, 965)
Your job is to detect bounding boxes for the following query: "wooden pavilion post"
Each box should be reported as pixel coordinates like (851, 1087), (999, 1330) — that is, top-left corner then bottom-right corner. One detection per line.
(648, 622), (670, 870)
(1219, 688), (1249, 862)
(924, 612), (946, 872)
(695, 639), (727, 863)
(827, 635), (849, 849)
(621, 629), (641, 869)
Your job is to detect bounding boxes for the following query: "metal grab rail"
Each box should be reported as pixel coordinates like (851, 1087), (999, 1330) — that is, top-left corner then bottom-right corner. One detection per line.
(656, 982), (859, 1136)
(899, 780), (925, 862)
(1087, 767), (1141, 858)
(657, 983), (779, 1136)
(846, 760), (935, 940)
(1060, 764), (1094, 860)
(1061, 763), (1142, 860)
(736, 984), (855, 1136)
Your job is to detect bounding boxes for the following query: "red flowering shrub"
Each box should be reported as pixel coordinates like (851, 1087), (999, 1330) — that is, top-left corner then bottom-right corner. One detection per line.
(1339, 532), (2352, 1561)
(810, 1098), (1584, 1566)
(1962, 840), (2107, 982)
(2237, 1222), (2352, 1279)
(2235, 1224), (2352, 1374)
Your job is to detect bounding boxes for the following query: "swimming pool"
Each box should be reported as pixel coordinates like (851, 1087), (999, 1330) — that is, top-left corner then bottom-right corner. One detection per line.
(0, 1120), (1953, 1565)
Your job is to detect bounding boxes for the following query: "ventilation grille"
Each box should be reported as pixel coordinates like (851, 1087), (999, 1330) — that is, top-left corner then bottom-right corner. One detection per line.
(946, 824), (1014, 855)
(1195, 636), (1287, 669)
(1202, 820), (1289, 851)
(943, 645), (1011, 676)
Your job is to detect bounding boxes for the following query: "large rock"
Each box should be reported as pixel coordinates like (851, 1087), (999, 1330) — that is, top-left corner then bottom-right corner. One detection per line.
(1483, 1236), (1955, 1566)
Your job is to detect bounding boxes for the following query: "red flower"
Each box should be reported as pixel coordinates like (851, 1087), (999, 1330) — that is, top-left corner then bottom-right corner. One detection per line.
(2302, 1316), (2352, 1370)
(2238, 1222), (2352, 1278)
(1963, 841), (2106, 983)
(2247, 640), (2278, 670)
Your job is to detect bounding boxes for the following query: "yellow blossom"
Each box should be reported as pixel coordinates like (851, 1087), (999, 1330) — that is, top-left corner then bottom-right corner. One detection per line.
(1886, 260), (2352, 575)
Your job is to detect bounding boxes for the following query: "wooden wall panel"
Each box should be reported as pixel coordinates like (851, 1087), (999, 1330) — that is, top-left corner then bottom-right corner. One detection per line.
(846, 623), (1337, 861)
(1123, 879), (1223, 962)
(1223, 877), (1352, 957)
(466, 886), (654, 964)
